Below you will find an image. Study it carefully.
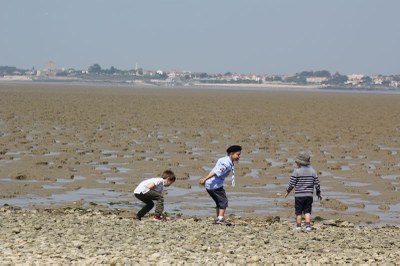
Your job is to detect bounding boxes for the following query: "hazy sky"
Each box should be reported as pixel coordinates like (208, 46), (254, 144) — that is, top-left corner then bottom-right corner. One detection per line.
(1, 0), (399, 75)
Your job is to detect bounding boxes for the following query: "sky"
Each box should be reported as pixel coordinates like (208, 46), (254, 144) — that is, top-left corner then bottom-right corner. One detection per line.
(1, 0), (399, 75)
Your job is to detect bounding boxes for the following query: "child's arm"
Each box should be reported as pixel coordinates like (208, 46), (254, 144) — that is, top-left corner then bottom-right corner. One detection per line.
(285, 173), (297, 197)
(314, 174), (322, 200)
(146, 182), (156, 190)
(199, 172), (216, 186)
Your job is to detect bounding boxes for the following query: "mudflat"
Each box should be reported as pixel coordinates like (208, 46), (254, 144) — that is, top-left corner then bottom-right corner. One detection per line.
(1, 83), (400, 264)
(0, 83), (399, 225)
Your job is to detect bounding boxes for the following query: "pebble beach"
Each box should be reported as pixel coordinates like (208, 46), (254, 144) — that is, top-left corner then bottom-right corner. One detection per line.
(1, 207), (399, 264)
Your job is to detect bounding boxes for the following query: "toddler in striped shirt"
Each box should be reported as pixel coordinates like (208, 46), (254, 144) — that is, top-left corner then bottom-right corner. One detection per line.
(285, 152), (322, 231)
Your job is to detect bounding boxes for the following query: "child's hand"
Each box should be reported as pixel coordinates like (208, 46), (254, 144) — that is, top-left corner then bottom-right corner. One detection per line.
(317, 191), (322, 201)
(199, 178), (206, 186)
(284, 191), (289, 198)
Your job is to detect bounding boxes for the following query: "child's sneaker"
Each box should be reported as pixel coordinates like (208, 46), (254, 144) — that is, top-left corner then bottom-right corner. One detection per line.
(215, 217), (225, 224)
(152, 215), (162, 221)
(131, 216), (141, 221)
(305, 225), (312, 231)
(294, 225), (302, 231)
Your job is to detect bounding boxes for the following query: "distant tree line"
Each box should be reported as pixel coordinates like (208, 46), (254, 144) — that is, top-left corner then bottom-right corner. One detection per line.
(88, 64), (144, 76)
(279, 70), (349, 85)
(265, 75), (283, 82)
(0, 66), (23, 76)
(200, 79), (262, 84)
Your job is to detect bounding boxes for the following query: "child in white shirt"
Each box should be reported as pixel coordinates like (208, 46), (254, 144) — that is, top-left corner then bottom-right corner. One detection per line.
(134, 170), (176, 221)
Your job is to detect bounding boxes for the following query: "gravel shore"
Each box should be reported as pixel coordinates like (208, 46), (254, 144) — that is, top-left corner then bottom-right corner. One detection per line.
(1, 207), (399, 264)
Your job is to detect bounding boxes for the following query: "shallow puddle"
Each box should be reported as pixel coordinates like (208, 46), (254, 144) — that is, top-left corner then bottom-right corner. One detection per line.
(97, 177), (126, 185)
(265, 158), (284, 167)
(0, 188), (126, 207)
(381, 174), (400, 180)
(341, 181), (370, 187)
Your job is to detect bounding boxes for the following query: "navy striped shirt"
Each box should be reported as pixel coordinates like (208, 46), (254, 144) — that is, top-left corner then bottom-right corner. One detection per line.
(287, 166), (321, 197)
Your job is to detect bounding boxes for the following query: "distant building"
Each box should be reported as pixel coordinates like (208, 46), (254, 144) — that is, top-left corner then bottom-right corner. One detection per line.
(251, 75), (262, 82)
(346, 74), (364, 85)
(372, 76), (384, 85)
(41, 61), (58, 77)
(306, 77), (328, 83)
(391, 80), (399, 87)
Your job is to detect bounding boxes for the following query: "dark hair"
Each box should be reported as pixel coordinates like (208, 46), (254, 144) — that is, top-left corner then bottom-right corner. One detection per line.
(161, 170), (176, 182)
(226, 145), (242, 154)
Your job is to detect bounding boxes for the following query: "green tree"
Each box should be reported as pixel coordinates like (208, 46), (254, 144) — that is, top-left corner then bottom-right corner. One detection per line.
(199, 72), (208, 78)
(297, 70), (331, 78)
(299, 71), (314, 77)
(328, 72), (348, 85)
(0, 66), (17, 75)
(314, 70), (331, 78)
(88, 64), (102, 74)
(160, 72), (167, 79)
(285, 75), (307, 84)
(56, 71), (68, 77)
(265, 75), (283, 82)
(361, 76), (372, 84)
(109, 66), (117, 74)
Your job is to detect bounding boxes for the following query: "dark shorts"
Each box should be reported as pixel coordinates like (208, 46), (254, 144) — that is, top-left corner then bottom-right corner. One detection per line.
(295, 196), (313, 215)
(207, 186), (228, 209)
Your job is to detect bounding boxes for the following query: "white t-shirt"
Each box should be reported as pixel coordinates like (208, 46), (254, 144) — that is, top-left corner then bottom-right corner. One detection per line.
(134, 177), (164, 194)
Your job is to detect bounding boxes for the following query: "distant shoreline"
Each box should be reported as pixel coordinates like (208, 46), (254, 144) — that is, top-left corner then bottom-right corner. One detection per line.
(191, 82), (321, 89)
(1, 79), (400, 94)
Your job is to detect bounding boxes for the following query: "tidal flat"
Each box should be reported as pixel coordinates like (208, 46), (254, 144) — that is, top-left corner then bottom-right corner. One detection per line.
(0, 83), (399, 224)
(1, 83), (400, 263)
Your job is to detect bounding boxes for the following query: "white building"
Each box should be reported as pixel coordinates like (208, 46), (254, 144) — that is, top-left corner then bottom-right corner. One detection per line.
(306, 77), (329, 83)
(346, 74), (364, 85)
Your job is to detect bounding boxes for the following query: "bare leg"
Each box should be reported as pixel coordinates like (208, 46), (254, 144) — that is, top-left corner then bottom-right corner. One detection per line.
(218, 208), (225, 218)
(305, 213), (311, 224)
(296, 214), (302, 226)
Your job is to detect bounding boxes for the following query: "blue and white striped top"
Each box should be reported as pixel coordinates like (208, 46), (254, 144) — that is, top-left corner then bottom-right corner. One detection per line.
(287, 166), (321, 197)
